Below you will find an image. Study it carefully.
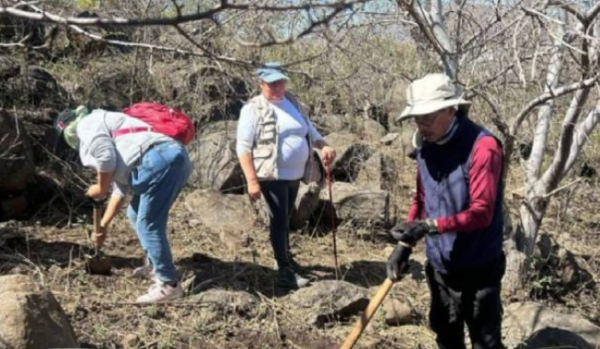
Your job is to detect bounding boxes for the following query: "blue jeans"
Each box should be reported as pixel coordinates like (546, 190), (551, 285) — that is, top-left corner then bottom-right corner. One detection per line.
(127, 141), (191, 284)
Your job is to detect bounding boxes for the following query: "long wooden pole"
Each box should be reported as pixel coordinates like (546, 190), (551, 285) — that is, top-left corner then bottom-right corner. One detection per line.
(340, 278), (395, 349)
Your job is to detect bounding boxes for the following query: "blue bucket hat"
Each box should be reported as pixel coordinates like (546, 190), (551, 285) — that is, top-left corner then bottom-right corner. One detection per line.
(256, 62), (290, 83)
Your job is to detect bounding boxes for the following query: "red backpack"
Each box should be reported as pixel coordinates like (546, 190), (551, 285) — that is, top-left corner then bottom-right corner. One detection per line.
(113, 102), (195, 145)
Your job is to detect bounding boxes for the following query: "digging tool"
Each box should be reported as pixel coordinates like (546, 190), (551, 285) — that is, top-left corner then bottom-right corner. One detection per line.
(326, 160), (339, 280)
(339, 242), (411, 349)
(85, 200), (112, 275)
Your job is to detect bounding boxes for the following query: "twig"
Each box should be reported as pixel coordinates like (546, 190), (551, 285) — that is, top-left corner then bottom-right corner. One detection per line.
(536, 177), (584, 199)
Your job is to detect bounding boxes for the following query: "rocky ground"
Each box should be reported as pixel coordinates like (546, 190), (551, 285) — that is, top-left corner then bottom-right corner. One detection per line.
(1, 157), (600, 348)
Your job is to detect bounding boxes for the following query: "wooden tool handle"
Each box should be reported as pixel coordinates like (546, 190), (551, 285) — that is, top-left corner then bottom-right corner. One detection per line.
(340, 278), (395, 349)
(93, 204), (102, 255)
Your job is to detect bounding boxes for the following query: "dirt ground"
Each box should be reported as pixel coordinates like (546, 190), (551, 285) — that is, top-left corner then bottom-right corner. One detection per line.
(1, 163), (600, 349)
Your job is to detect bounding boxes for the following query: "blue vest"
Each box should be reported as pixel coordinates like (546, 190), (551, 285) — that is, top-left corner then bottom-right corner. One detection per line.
(417, 116), (504, 273)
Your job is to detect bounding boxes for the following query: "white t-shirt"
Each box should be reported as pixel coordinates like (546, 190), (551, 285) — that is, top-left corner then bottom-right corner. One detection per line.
(236, 97), (323, 180)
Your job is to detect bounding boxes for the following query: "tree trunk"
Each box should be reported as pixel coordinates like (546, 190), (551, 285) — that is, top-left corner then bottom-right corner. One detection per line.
(504, 195), (548, 295)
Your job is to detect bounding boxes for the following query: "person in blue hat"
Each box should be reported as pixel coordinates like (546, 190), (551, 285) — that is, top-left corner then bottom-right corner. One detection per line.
(236, 62), (336, 290)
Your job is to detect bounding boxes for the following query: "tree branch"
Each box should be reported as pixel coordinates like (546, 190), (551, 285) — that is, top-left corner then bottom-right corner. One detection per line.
(397, 0), (447, 63)
(585, 2), (600, 21)
(509, 75), (600, 135)
(0, 0), (368, 27)
(547, 0), (585, 24)
(541, 87), (592, 189)
(527, 9), (565, 183)
(234, 4), (353, 48)
(564, 100), (600, 175)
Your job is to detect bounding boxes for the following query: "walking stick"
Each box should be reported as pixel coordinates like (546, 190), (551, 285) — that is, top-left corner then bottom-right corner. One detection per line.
(326, 160), (339, 280)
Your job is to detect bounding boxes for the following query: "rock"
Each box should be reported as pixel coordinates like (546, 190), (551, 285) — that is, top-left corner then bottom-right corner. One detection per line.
(198, 121), (239, 136)
(0, 110), (35, 194)
(312, 114), (348, 134)
(188, 130), (244, 193)
(0, 56), (20, 80)
(557, 247), (592, 286)
(17, 66), (72, 109)
(503, 240), (527, 296)
(121, 333), (140, 349)
(1, 195), (28, 220)
(288, 280), (369, 327)
(503, 302), (600, 349)
(535, 233), (553, 259)
(0, 275), (78, 349)
(323, 133), (372, 182)
(155, 64), (247, 123)
(184, 189), (258, 236)
(533, 235), (593, 289)
(362, 119), (387, 141)
(356, 152), (397, 191)
(383, 298), (413, 326)
(0, 13), (46, 48)
(0, 223), (25, 249)
(380, 133), (400, 146)
(78, 60), (144, 110)
(187, 289), (259, 317)
(517, 327), (593, 349)
(290, 182), (322, 231)
(320, 182), (390, 227)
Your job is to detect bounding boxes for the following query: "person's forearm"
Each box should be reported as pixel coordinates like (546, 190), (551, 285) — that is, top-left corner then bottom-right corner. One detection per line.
(239, 154), (259, 185)
(313, 139), (328, 149)
(101, 195), (126, 228)
(97, 171), (114, 197)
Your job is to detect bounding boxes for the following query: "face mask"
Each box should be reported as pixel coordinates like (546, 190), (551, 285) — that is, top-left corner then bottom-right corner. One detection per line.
(62, 106), (90, 149)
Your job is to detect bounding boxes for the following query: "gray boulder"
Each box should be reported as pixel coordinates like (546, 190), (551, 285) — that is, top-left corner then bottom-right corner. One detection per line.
(0, 275), (79, 349)
(324, 132), (372, 182)
(320, 182), (390, 227)
(290, 182), (322, 231)
(188, 129), (244, 193)
(288, 280), (369, 327)
(184, 189), (258, 235)
(503, 302), (600, 349)
(0, 113), (34, 192)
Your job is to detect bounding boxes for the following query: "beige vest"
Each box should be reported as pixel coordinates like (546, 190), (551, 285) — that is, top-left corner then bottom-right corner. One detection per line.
(249, 92), (316, 181)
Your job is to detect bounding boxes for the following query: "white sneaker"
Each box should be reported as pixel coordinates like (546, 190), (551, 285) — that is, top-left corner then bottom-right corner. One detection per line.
(135, 282), (183, 304)
(132, 265), (154, 280)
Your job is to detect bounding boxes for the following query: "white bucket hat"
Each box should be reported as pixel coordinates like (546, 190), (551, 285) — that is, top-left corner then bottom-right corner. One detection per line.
(398, 73), (471, 121)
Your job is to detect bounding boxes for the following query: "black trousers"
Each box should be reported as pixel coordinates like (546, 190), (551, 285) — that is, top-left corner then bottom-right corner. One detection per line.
(260, 180), (300, 270)
(425, 254), (506, 349)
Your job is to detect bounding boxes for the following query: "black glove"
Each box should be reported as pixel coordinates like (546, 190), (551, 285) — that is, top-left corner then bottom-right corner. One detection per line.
(386, 243), (412, 281)
(390, 219), (437, 246)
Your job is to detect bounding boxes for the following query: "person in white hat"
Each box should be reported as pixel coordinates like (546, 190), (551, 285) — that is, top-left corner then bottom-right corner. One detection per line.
(387, 73), (506, 349)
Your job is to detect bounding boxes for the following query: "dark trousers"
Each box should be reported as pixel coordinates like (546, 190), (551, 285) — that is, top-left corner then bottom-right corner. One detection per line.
(425, 254), (506, 349)
(260, 180), (300, 270)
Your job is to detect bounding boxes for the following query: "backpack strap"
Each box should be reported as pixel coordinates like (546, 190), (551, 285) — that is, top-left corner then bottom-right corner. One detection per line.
(112, 126), (153, 138)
